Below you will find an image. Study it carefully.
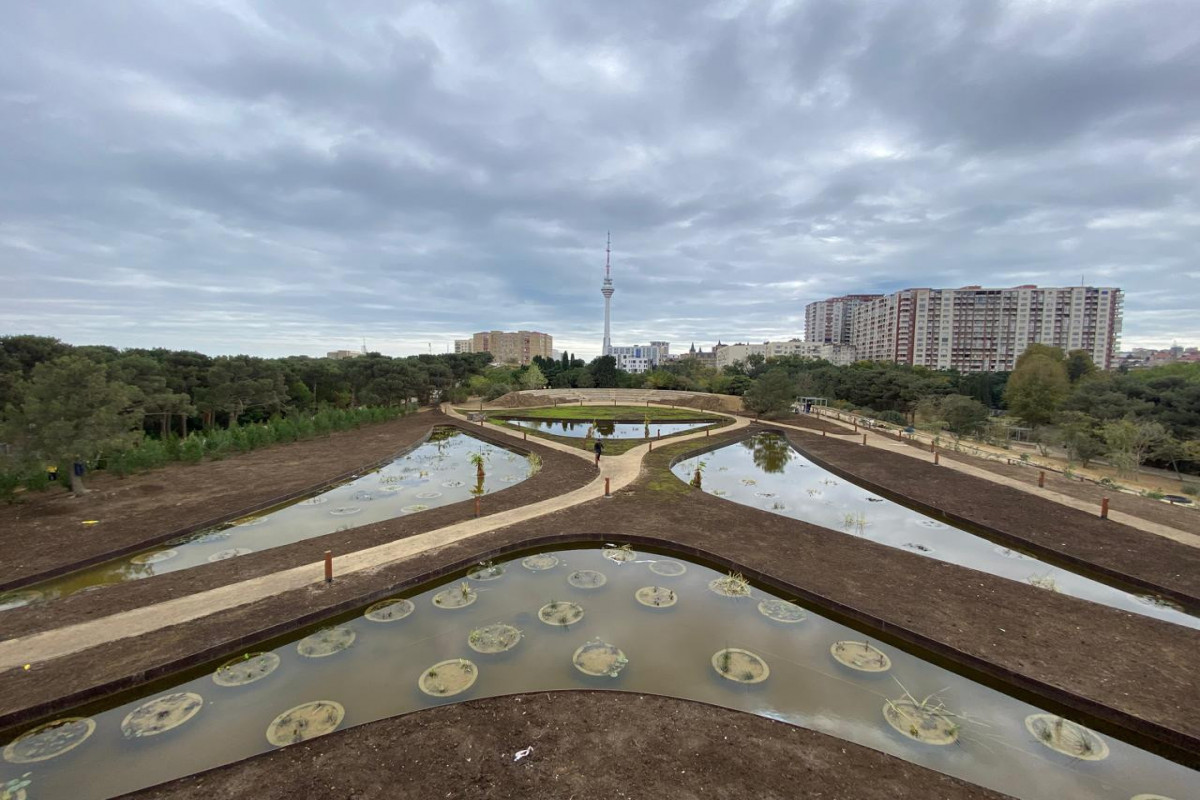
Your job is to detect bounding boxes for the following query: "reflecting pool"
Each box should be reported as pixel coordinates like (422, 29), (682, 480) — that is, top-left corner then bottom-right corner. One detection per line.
(671, 433), (1199, 630)
(508, 419), (714, 439)
(0, 429), (530, 609)
(2, 544), (1193, 800)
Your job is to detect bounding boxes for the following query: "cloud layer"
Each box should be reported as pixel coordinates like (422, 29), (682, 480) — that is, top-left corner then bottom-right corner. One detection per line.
(3, 0), (1198, 358)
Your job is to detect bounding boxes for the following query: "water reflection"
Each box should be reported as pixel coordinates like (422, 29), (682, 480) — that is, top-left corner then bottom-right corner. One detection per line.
(508, 419), (713, 440)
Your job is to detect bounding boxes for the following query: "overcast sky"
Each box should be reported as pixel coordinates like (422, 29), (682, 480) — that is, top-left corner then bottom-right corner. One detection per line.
(3, 1), (1198, 360)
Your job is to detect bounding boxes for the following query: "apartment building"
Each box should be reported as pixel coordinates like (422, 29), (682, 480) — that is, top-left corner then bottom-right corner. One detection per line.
(456, 331), (553, 366)
(714, 339), (857, 369)
(840, 285), (1123, 372)
(610, 341), (670, 373)
(804, 294), (883, 344)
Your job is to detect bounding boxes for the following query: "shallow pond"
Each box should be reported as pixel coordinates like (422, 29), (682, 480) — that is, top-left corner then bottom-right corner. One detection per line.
(1, 544), (1194, 800)
(508, 418), (713, 439)
(671, 433), (1199, 630)
(0, 429), (530, 609)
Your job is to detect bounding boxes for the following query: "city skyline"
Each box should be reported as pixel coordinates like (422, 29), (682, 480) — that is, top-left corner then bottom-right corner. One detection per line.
(3, 2), (1198, 360)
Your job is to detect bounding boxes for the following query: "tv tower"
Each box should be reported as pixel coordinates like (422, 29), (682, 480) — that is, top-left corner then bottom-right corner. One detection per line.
(601, 232), (615, 356)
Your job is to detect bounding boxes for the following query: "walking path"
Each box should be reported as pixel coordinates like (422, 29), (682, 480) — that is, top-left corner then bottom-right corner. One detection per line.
(771, 416), (1200, 548)
(0, 407), (747, 671)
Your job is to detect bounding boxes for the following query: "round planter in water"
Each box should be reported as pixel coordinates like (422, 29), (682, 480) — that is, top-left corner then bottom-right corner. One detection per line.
(467, 562), (505, 581)
(432, 584), (477, 609)
(882, 700), (960, 746)
(351, 490), (374, 502)
(635, 586), (677, 608)
(1132, 795), (1177, 800)
(468, 623), (523, 654)
(415, 491), (443, 500)
(213, 652), (281, 687)
(3, 717), (96, 763)
(131, 549), (178, 565)
(758, 598), (806, 624)
(1024, 714), (1109, 761)
(538, 601), (585, 626)
(567, 570), (607, 589)
(207, 547), (253, 562)
(0, 589), (44, 612)
(328, 506), (362, 517)
(299, 496), (329, 506)
(573, 639), (628, 677)
(121, 692), (204, 738)
(602, 547), (637, 564)
(711, 648), (769, 684)
(830, 641), (892, 673)
(522, 553), (559, 571)
(708, 575), (752, 598)
(648, 560), (686, 577)
(266, 700), (345, 747)
(419, 659), (478, 697)
(296, 626), (356, 658)
(364, 598), (415, 623)
(401, 504), (431, 514)
(441, 480), (465, 488)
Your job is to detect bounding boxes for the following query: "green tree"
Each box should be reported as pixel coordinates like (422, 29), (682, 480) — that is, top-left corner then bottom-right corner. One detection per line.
(3, 356), (142, 493)
(1102, 418), (1167, 477)
(1056, 411), (1107, 467)
(1065, 350), (1097, 384)
(521, 363), (546, 390)
(589, 356), (618, 388)
(1004, 351), (1070, 428)
(742, 369), (795, 417)
(939, 394), (990, 436)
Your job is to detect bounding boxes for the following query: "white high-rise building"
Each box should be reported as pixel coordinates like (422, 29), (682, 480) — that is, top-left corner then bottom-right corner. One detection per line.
(824, 285), (1123, 372)
(611, 341), (670, 373)
(714, 340), (856, 369)
(804, 295), (883, 344)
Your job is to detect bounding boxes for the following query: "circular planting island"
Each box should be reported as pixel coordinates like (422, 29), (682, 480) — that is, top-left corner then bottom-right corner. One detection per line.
(401, 504), (431, 514)
(296, 626), (356, 658)
(522, 553), (560, 571)
(648, 559), (687, 577)
(207, 547), (253, 562)
(466, 562), (505, 581)
(419, 659), (479, 697)
(711, 648), (769, 684)
(266, 701), (345, 747)
(635, 586), (678, 608)
(213, 652), (281, 687)
(328, 506), (362, 517)
(708, 574), (752, 598)
(121, 692), (204, 738)
(883, 700), (960, 746)
(432, 584), (478, 609)
(758, 598), (806, 624)
(567, 570), (607, 589)
(364, 598), (415, 623)
(831, 641), (892, 673)
(130, 549), (178, 566)
(1024, 714), (1110, 761)
(538, 601), (585, 627)
(572, 639), (629, 678)
(603, 547), (637, 564)
(468, 623), (523, 654)
(3, 718), (96, 763)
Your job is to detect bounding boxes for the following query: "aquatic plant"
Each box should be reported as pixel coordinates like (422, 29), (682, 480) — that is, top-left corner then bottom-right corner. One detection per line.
(1027, 574), (1060, 593)
(526, 452), (542, 477)
(709, 572), (751, 598)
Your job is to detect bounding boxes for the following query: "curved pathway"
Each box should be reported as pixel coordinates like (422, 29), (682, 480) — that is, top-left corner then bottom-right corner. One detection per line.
(0, 406), (747, 671)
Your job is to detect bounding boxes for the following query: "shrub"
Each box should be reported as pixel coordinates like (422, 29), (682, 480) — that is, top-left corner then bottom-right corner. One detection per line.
(180, 435), (205, 463)
(878, 410), (906, 426)
(1182, 483), (1199, 496)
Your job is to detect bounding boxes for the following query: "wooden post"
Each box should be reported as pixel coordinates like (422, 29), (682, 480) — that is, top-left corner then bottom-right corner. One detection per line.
(474, 496), (481, 518)
(934, 451), (940, 465)
(822, 429), (826, 437)
(853, 422), (857, 432)
(523, 431), (527, 441)
(862, 434), (867, 446)
(1038, 471), (1045, 488)
(649, 440), (653, 451)
(324, 550), (333, 584)
(1100, 497), (1109, 519)
(604, 477), (610, 497)
(930, 441), (935, 453)
(706, 428), (710, 437)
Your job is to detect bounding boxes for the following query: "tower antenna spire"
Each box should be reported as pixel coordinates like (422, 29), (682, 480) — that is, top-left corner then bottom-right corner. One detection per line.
(605, 231), (611, 278)
(600, 232), (615, 357)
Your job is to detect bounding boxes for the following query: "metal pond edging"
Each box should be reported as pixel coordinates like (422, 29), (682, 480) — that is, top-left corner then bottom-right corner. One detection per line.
(2, 532), (1196, 771)
(0, 420), (534, 594)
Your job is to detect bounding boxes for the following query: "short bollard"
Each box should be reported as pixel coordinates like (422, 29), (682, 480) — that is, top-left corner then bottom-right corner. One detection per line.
(324, 550), (333, 584)
(657, 430), (662, 439)
(604, 477), (611, 497)
(822, 429), (826, 437)
(853, 422), (857, 432)
(934, 451), (940, 465)
(862, 434), (867, 446)
(648, 440), (653, 451)
(929, 441), (935, 453)
(1100, 497), (1109, 519)
(523, 430), (527, 440)
(1038, 470), (1045, 488)
(474, 496), (481, 518)
(706, 428), (710, 437)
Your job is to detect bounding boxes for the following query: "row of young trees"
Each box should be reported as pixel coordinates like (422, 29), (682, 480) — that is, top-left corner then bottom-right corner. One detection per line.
(0, 336), (496, 495)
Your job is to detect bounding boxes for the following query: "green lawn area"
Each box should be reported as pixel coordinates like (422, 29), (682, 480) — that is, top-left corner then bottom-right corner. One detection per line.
(488, 405), (722, 421)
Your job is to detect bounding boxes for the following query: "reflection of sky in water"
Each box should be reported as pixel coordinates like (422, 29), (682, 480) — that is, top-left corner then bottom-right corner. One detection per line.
(673, 434), (1199, 630)
(3, 545), (1193, 800)
(6, 430), (529, 606)
(509, 419), (713, 439)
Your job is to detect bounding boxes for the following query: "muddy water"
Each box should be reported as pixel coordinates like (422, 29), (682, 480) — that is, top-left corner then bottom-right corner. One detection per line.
(0, 429), (529, 609)
(508, 419), (713, 439)
(672, 433), (1200, 630)
(1, 545), (1194, 800)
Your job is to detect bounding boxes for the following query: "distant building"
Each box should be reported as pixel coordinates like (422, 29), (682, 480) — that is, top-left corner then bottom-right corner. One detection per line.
(326, 350), (362, 360)
(1118, 345), (1200, 369)
(610, 341), (670, 373)
(675, 342), (720, 368)
(456, 331), (553, 365)
(804, 295), (883, 344)
(806, 285), (1123, 372)
(713, 340), (856, 370)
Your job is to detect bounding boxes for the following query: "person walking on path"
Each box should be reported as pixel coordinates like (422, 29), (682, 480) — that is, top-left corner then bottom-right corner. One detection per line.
(593, 439), (604, 466)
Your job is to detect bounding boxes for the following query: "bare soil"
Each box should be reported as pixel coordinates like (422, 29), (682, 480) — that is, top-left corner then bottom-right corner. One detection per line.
(129, 692), (1012, 800)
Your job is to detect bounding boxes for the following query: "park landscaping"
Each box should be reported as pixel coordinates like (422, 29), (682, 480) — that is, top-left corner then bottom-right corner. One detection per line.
(1, 390), (1197, 800)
